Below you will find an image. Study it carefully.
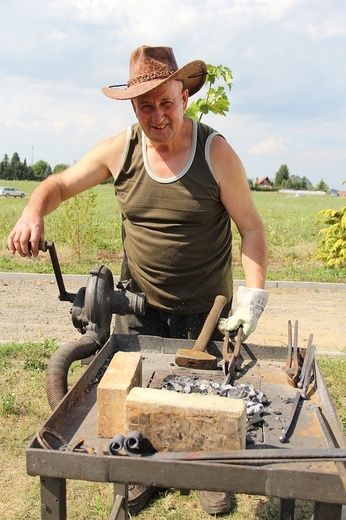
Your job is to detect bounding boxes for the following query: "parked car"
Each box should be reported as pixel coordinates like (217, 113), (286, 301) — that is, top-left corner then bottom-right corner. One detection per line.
(0, 186), (26, 198)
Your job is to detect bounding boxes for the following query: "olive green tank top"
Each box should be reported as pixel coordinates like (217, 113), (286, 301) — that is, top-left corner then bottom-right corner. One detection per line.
(114, 118), (232, 313)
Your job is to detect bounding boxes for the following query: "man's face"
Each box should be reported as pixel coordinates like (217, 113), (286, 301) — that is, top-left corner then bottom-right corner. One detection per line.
(131, 80), (189, 144)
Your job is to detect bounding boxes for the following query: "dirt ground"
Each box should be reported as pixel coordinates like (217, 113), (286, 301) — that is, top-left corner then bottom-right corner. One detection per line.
(0, 275), (345, 354)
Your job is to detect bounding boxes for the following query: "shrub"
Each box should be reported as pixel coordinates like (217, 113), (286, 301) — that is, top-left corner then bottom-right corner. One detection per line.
(316, 181), (346, 268)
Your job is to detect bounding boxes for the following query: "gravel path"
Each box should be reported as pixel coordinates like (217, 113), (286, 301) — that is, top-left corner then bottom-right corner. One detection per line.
(1, 274), (345, 354)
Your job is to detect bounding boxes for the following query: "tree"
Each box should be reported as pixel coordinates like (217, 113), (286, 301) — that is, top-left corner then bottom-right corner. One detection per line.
(301, 177), (308, 190)
(316, 179), (329, 192)
(184, 64), (233, 121)
(31, 160), (51, 181)
(0, 154), (10, 179)
(274, 164), (290, 188)
(53, 163), (69, 174)
(9, 152), (23, 180)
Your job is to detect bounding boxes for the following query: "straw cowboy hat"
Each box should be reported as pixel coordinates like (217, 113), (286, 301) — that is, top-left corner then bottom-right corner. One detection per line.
(101, 45), (207, 100)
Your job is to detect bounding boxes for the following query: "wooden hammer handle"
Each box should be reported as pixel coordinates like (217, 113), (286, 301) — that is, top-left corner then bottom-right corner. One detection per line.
(192, 295), (227, 352)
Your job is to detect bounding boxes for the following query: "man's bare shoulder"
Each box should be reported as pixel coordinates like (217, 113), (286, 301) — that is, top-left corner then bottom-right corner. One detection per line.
(83, 129), (128, 175)
(95, 129), (128, 155)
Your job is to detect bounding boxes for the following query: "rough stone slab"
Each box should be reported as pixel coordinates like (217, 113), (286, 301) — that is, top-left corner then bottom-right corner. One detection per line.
(125, 387), (246, 452)
(97, 352), (142, 438)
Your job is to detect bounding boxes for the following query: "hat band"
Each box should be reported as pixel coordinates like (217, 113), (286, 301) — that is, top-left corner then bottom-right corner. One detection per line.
(127, 67), (175, 87)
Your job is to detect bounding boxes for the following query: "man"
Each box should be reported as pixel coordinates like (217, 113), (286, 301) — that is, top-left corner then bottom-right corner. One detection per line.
(8, 46), (269, 515)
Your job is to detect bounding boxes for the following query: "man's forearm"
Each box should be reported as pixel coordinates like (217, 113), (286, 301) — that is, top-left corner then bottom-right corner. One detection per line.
(7, 175), (65, 257)
(24, 175), (65, 217)
(240, 227), (268, 289)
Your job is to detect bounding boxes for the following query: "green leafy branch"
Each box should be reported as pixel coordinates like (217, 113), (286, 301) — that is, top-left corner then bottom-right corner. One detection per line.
(185, 64), (233, 121)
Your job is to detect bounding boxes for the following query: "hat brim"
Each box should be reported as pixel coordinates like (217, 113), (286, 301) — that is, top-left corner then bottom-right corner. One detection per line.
(101, 60), (207, 100)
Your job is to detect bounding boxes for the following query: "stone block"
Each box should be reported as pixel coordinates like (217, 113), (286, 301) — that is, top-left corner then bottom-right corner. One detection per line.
(97, 352), (142, 438)
(125, 387), (246, 452)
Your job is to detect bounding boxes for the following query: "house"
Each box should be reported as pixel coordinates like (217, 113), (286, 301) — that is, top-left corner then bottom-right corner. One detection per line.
(290, 175), (313, 188)
(338, 190), (346, 197)
(256, 176), (273, 188)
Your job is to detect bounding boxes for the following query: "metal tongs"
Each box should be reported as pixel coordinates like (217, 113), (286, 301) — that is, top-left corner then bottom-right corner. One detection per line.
(280, 321), (316, 443)
(285, 320), (300, 386)
(222, 325), (243, 385)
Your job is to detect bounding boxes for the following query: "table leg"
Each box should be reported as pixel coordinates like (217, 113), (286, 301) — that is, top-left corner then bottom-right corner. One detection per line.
(280, 498), (295, 519)
(110, 484), (128, 520)
(40, 477), (66, 519)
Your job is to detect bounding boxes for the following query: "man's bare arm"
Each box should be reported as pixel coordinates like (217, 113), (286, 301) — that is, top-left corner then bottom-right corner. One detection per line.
(210, 136), (269, 288)
(8, 132), (126, 257)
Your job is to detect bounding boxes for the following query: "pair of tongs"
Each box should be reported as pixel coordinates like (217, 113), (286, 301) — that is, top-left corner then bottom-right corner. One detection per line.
(222, 325), (243, 385)
(286, 320), (315, 397)
(286, 320), (300, 387)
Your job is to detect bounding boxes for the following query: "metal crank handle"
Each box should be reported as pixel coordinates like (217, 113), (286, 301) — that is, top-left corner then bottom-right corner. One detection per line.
(33, 240), (76, 303)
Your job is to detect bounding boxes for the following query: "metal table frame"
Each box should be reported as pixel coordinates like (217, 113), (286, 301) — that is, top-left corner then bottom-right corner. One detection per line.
(27, 335), (346, 519)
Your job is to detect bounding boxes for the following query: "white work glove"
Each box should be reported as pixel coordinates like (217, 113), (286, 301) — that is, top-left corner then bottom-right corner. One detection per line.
(219, 286), (269, 341)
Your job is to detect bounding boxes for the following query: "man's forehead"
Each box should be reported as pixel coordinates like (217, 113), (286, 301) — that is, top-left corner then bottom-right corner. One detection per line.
(135, 80), (183, 102)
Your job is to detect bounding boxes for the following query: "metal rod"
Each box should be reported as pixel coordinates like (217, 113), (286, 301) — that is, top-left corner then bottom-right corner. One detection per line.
(301, 345), (316, 399)
(286, 320), (292, 370)
(293, 320), (299, 371)
(297, 333), (314, 388)
(279, 390), (301, 443)
(139, 447), (346, 463)
(314, 405), (346, 491)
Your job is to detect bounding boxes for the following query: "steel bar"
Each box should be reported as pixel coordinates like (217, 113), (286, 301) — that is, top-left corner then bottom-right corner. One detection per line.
(297, 333), (313, 388)
(286, 320), (293, 369)
(293, 320), (299, 372)
(285, 320), (300, 386)
(139, 447), (346, 463)
(301, 344), (316, 399)
(314, 405), (346, 491)
(279, 390), (301, 443)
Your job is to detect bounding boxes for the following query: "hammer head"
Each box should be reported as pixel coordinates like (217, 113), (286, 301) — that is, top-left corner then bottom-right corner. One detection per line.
(175, 349), (217, 370)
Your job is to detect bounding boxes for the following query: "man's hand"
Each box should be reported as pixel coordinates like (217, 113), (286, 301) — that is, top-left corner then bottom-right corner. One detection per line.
(7, 210), (44, 257)
(219, 286), (269, 340)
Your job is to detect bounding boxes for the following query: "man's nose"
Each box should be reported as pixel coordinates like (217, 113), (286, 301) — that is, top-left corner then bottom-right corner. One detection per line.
(151, 105), (165, 121)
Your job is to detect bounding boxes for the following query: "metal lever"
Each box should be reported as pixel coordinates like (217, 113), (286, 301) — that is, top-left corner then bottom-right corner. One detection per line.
(37, 241), (76, 302)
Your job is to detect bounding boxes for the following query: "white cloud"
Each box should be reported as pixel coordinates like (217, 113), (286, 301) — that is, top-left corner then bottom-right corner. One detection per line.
(249, 137), (290, 156)
(0, 0), (345, 187)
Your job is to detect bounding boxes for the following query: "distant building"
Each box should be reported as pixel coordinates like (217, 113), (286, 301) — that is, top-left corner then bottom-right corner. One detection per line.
(255, 176), (273, 188)
(338, 190), (346, 197)
(290, 175), (313, 188)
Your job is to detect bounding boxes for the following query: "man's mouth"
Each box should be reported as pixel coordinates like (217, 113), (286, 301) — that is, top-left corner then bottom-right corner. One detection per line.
(152, 124), (168, 130)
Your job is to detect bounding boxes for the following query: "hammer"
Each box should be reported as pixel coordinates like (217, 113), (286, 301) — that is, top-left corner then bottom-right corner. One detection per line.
(175, 295), (227, 370)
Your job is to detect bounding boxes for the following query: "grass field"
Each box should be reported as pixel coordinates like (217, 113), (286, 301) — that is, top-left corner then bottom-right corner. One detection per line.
(0, 180), (346, 282)
(1, 340), (345, 519)
(1, 185), (345, 519)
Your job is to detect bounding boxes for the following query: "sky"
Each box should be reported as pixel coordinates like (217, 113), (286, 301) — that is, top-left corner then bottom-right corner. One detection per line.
(1, 0), (345, 189)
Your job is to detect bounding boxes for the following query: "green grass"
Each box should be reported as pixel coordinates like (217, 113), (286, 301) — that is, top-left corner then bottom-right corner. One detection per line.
(1, 341), (345, 519)
(1, 181), (345, 282)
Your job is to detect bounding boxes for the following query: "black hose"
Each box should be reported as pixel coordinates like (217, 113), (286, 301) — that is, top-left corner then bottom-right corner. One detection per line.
(46, 331), (101, 410)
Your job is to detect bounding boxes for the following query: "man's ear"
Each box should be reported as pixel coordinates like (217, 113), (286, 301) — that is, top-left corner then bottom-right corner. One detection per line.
(182, 88), (189, 111)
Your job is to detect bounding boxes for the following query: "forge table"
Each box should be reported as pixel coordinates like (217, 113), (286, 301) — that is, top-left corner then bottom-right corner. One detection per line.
(27, 335), (346, 519)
